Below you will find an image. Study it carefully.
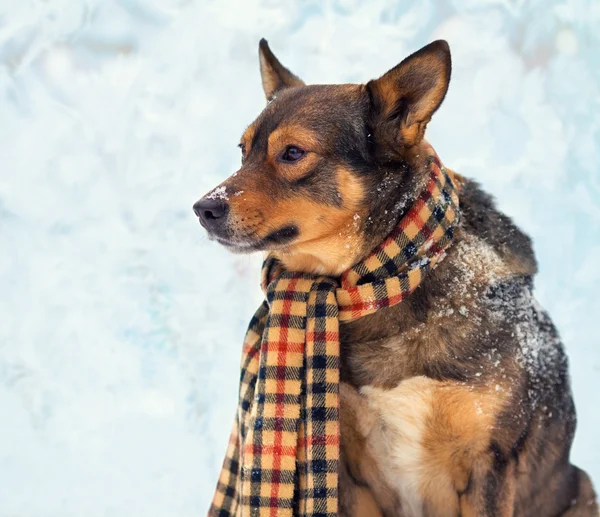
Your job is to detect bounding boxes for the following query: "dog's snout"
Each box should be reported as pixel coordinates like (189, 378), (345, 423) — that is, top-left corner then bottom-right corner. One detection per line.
(193, 198), (229, 229)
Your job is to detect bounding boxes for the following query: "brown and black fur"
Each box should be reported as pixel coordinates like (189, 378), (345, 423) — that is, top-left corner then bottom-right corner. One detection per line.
(194, 39), (598, 516)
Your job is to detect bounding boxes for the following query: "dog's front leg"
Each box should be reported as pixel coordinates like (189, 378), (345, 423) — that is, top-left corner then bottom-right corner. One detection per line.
(339, 382), (382, 517)
(339, 455), (383, 517)
(458, 451), (517, 517)
(339, 382), (403, 517)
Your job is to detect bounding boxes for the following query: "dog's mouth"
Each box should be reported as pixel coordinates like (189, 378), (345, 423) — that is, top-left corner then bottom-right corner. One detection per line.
(211, 224), (300, 253)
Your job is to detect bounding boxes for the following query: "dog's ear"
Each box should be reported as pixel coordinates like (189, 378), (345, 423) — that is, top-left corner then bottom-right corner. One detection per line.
(367, 40), (451, 154)
(259, 38), (304, 102)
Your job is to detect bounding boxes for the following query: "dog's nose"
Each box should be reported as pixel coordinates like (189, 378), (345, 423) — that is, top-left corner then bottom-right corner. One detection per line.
(193, 198), (229, 229)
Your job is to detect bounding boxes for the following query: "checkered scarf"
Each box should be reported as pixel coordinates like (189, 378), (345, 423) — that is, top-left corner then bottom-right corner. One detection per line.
(209, 143), (460, 517)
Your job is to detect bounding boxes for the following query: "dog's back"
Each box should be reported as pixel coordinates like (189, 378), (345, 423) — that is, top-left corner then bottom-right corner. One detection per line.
(463, 180), (596, 516)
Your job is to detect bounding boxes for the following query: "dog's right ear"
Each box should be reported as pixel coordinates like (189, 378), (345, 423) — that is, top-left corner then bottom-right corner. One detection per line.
(367, 40), (451, 154)
(259, 39), (304, 102)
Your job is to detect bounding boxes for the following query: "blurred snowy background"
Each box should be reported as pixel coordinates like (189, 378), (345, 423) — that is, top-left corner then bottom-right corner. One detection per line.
(1, 0), (599, 515)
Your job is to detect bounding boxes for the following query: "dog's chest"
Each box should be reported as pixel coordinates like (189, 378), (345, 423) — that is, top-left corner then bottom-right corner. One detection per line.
(362, 377), (441, 517)
(341, 375), (504, 517)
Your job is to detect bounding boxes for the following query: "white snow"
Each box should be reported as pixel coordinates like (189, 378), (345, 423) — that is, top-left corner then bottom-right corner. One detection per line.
(206, 186), (229, 201)
(0, 1), (599, 515)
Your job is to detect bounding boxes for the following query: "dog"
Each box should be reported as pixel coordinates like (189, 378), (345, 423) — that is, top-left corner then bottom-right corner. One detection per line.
(194, 39), (598, 517)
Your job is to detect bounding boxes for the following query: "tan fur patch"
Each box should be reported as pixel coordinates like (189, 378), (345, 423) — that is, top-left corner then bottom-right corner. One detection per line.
(269, 166), (366, 274)
(348, 377), (510, 517)
(258, 40), (304, 101)
(351, 486), (383, 517)
(266, 125), (323, 180)
(259, 51), (281, 101)
(340, 383), (399, 515)
(213, 155), (367, 274)
(240, 124), (256, 153)
(420, 382), (506, 514)
(368, 41), (451, 148)
(361, 377), (437, 517)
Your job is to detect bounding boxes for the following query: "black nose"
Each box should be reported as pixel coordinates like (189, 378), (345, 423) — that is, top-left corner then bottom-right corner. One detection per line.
(193, 198), (229, 229)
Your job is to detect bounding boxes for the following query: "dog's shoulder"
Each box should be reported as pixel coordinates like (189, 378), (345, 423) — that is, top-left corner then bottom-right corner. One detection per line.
(340, 177), (540, 386)
(458, 177), (537, 279)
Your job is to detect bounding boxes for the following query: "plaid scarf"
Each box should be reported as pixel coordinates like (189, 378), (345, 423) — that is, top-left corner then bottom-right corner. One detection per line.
(209, 142), (460, 517)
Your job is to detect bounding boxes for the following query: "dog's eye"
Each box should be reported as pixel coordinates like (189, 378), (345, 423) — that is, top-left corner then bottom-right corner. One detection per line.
(281, 145), (305, 163)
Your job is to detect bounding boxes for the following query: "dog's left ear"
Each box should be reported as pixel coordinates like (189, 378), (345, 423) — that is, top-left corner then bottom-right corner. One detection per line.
(259, 39), (304, 102)
(367, 40), (451, 153)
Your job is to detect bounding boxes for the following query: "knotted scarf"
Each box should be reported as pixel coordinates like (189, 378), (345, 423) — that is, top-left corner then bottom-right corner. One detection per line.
(209, 142), (460, 517)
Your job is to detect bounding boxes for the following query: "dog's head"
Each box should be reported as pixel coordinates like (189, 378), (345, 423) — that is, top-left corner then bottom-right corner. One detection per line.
(193, 39), (451, 275)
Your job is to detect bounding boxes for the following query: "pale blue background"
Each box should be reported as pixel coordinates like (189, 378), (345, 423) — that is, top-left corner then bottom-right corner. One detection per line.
(0, 0), (598, 515)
